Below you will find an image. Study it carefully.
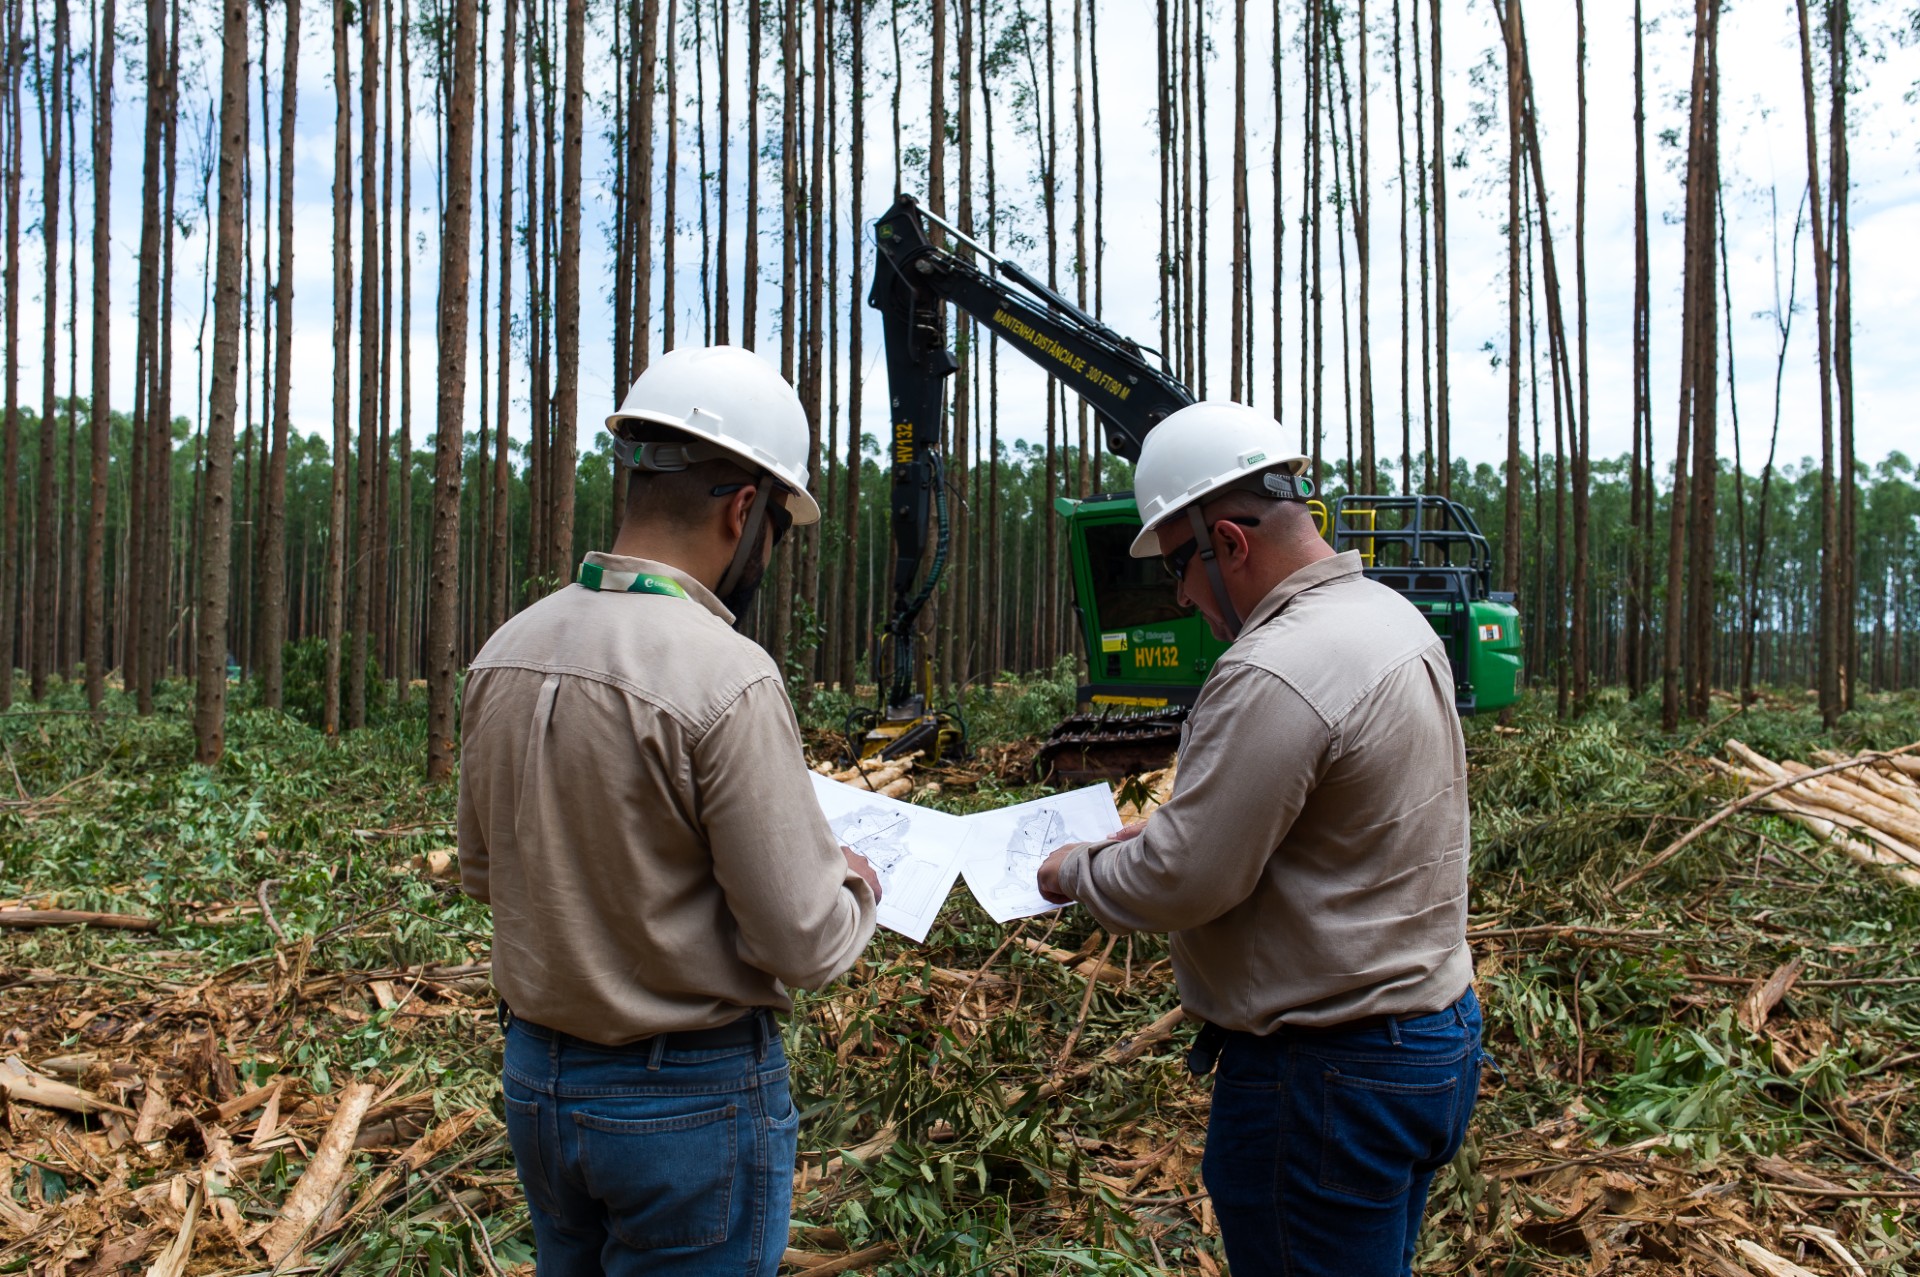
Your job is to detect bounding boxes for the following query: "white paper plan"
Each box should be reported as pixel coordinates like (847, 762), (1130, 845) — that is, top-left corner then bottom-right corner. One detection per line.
(808, 772), (971, 943)
(958, 784), (1124, 923)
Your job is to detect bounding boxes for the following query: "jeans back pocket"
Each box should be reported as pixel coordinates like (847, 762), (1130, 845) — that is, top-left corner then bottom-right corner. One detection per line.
(1317, 1070), (1460, 1202)
(575, 1102), (739, 1249)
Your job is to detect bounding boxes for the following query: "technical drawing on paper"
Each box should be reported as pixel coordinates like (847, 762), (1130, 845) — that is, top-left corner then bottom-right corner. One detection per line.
(807, 772), (970, 943)
(960, 785), (1123, 923)
(995, 808), (1066, 903)
(829, 805), (948, 921)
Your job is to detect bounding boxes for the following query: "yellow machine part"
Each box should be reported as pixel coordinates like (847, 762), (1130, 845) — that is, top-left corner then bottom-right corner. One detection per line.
(1310, 499), (1378, 564)
(858, 712), (965, 762)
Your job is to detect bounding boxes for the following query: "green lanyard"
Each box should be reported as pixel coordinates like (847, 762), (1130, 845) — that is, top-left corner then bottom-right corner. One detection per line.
(575, 560), (691, 599)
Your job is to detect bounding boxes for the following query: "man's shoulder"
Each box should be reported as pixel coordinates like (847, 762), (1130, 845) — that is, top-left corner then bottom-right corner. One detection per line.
(1223, 573), (1443, 723)
(468, 585), (782, 721)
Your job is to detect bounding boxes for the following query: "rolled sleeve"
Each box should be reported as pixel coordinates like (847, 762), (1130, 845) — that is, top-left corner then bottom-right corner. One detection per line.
(1059, 664), (1329, 934)
(695, 677), (878, 989)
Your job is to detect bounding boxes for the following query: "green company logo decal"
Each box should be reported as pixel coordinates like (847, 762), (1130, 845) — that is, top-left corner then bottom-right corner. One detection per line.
(1131, 630), (1178, 646)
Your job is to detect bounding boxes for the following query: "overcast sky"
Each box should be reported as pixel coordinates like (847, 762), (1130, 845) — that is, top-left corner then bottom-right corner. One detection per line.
(18, 0), (1918, 484)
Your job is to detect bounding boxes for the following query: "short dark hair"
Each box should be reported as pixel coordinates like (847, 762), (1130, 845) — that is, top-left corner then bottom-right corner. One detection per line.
(617, 423), (756, 531)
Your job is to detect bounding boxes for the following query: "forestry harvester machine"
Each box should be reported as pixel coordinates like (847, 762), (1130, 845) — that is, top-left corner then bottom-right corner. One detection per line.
(853, 194), (1523, 781)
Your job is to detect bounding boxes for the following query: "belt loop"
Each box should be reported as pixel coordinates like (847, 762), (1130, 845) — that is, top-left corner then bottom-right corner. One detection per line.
(496, 1000), (513, 1035)
(647, 1034), (667, 1071)
(754, 1009), (772, 1061)
(1386, 1014), (1402, 1046)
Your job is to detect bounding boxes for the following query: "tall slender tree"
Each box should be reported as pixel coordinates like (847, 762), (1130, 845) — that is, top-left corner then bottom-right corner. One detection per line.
(258, 0), (294, 709)
(30, 0), (67, 700)
(325, 0), (351, 734)
(1501, 0), (1521, 594)
(0, 0), (19, 710)
(1427, 0), (1448, 493)
(350, 0), (380, 729)
(427, 0), (478, 781)
(83, 0), (113, 710)
(491, 0), (515, 635)
(194, 0), (247, 761)
(552, 0), (584, 577)
(397, 0), (416, 688)
(1571, 0), (1590, 703)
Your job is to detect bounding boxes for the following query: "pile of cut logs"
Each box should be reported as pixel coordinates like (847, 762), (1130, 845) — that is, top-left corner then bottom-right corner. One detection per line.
(812, 753), (931, 800)
(1712, 740), (1920, 887)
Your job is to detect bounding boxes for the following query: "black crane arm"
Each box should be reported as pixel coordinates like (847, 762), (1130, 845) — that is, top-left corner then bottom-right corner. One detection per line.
(866, 193), (1193, 713)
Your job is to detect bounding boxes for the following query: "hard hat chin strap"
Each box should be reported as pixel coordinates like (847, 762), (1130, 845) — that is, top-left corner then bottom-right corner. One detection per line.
(1187, 504), (1245, 639)
(715, 473), (776, 600)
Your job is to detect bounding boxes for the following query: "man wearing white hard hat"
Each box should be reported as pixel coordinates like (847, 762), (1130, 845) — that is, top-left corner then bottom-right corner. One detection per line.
(1037, 401), (1481, 1277)
(458, 345), (881, 1274)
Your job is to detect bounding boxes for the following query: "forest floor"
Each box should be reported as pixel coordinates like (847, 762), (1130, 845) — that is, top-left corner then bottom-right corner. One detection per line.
(1, 676), (1918, 1276)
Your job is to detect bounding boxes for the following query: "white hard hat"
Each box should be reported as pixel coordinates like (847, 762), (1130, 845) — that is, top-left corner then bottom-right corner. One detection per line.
(606, 345), (821, 525)
(1127, 401), (1310, 557)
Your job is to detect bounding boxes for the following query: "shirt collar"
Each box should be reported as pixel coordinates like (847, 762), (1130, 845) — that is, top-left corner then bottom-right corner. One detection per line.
(1240, 550), (1363, 632)
(578, 551), (736, 626)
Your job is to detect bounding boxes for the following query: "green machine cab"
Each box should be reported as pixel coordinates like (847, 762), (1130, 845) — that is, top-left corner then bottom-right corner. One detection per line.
(1039, 490), (1523, 780)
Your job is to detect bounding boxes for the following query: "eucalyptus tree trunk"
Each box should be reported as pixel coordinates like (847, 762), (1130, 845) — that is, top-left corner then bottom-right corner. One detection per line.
(1571, 0), (1590, 703)
(1662, 0), (1715, 730)
(1394, 0), (1409, 493)
(1413, 0), (1430, 489)
(803, 0), (825, 680)
(1354, 0), (1372, 490)
(426, 0), (478, 782)
(397, 0), (415, 689)
(259, 0), (294, 709)
(1501, 0), (1521, 595)
(350, 0), (380, 730)
(1270, 0), (1282, 426)
(193, 0), (247, 763)
(124, 0), (168, 709)
(838, 0), (864, 693)
(490, 0), (515, 636)
(31, 0), (69, 701)
(84, 0), (115, 710)
(1627, 0), (1650, 699)
(1795, 0), (1837, 724)
(1683, 0), (1719, 721)
(325, 0), (351, 735)
(712, 0), (729, 341)
(1427, 0), (1448, 495)
(741, 0), (757, 348)
(1828, 0), (1854, 710)
(374, 0), (393, 669)
(552, 0), (584, 577)
(0, 0), (19, 710)
(1228, 0), (1245, 403)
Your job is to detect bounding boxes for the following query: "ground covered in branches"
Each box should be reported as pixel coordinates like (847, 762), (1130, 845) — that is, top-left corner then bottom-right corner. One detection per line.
(2, 678), (1918, 1275)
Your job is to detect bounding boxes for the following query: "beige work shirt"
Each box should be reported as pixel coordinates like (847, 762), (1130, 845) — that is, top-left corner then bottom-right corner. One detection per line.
(1058, 551), (1473, 1033)
(457, 552), (877, 1045)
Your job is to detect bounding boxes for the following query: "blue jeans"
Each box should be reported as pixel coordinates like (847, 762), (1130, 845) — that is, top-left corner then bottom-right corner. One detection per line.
(1199, 987), (1482, 1277)
(501, 1013), (799, 1276)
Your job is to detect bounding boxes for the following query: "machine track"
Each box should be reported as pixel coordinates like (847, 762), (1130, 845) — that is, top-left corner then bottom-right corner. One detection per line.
(1033, 706), (1190, 785)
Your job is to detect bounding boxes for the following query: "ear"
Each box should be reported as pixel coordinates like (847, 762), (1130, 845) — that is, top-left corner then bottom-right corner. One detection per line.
(722, 485), (759, 544)
(1214, 518), (1254, 566)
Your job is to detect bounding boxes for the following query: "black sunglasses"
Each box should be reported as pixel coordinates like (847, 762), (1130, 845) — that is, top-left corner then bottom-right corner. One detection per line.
(1162, 517), (1261, 582)
(711, 482), (794, 547)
